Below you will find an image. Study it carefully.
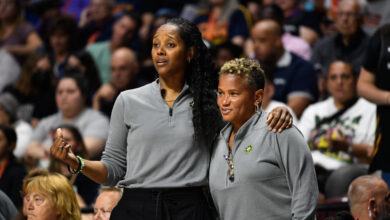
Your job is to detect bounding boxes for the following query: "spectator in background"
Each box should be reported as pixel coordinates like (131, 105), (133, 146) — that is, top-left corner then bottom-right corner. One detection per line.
(260, 4), (312, 61)
(261, 70), (298, 124)
(137, 10), (155, 48)
(0, 190), (18, 220)
(298, 61), (375, 199)
(210, 41), (242, 88)
(318, 0), (338, 37)
(362, 0), (390, 35)
(93, 187), (122, 220)
(244, 0), (262, 24)
(65, 50), (102, 94)
(127, 0), (192, 15)
(211, 41), (242, 70)
(61, 0), (90, 24)
(0, 0), (43, 65)
(275, 0), (322, 45)
(244, 4), (312, 70)
(4, 52), (57, 127)
(24, 72), (109, 168)
(87, 10), (141, 84)
(245, 4), (312, 63)
(22, 169), (81, 220)
(180, 0), (208, 22)
(26, 0), (63, 42)
(357, 24), (390, 177)
(79, 0), (114, 45)
(0, 125), (26, 208)
(93, 47), (145, 117)
(49, 125), (99, 207)
(44, 14), (80, 78)
(0, 93), (32, 160)
(312, 0), (369, 99)
(348, 175), (390, 220)
(251, 19), (317, 118)
(0, 49), (20, 92)
(193, 0), (251, 47)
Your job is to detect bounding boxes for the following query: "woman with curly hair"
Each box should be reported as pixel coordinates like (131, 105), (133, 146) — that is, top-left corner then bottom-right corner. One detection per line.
(50, 18), (291, 219)
(210, 58), (317, 220)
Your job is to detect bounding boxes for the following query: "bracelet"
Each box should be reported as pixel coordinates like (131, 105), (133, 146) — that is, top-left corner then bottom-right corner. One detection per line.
(77, 155), (85, 172)
(67, 155), (85, 174)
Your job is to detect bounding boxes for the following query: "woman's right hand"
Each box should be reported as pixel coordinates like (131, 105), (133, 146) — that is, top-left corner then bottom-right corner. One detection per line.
(50, 128), (79, 170)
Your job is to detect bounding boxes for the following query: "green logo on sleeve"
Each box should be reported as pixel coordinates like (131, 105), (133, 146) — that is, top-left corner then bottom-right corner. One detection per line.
(245, 145), (253, 153)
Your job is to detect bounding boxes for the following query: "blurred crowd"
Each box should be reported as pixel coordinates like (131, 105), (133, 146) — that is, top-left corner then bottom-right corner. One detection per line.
(0, 0), (389, 219)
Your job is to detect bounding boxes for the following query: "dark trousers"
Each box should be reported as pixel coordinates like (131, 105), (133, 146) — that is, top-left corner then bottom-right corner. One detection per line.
(110, 187), (216, 220)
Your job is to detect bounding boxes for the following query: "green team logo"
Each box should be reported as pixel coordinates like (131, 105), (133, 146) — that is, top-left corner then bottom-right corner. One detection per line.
(189, 100), (194, 108)
(245, 145), (253, 153)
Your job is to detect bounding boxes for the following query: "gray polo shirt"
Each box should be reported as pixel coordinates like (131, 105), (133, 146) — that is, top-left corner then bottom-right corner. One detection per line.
(209, 111), (318, 220)
(32, 108), (109, 147)
(101, 80), (210, 188)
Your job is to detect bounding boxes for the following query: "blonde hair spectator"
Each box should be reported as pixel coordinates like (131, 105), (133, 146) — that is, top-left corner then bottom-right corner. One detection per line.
(22, 169), (81, 220)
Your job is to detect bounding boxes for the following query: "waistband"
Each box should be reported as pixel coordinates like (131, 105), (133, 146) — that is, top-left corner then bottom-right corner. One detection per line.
(123, 186), (205, 195)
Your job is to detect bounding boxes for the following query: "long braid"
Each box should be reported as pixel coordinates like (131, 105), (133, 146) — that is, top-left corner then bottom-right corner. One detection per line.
(166, 18), (223, 145)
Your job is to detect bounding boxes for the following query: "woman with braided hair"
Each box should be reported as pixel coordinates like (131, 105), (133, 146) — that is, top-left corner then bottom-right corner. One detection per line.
(50, 18), (292, 219)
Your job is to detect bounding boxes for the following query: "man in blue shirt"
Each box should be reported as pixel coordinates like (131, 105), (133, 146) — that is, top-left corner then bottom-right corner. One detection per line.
(251, 19), (318, 117)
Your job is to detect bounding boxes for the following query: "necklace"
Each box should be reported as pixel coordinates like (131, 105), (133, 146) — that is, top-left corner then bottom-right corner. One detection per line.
(223, 151), (235, 182)
(164, 99), (176, 102)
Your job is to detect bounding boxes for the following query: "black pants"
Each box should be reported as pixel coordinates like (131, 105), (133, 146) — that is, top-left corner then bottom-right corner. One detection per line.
(110, 187), (216, 220)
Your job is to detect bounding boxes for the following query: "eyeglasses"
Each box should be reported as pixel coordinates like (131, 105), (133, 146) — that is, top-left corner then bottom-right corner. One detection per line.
(223, 152), (235, 182)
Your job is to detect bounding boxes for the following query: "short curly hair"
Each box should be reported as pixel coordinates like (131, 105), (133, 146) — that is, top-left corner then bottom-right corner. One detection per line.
(219, 58), (265, 90)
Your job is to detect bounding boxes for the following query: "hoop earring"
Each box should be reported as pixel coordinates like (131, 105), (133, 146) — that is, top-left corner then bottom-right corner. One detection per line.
(255, 102), (260, 112)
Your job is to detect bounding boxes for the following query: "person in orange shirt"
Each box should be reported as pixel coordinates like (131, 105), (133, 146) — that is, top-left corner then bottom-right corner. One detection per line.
(194, 0), (251, 47)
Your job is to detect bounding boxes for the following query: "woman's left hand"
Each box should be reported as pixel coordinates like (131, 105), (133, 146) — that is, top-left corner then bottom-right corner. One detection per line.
(266, 106), (293, 133)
